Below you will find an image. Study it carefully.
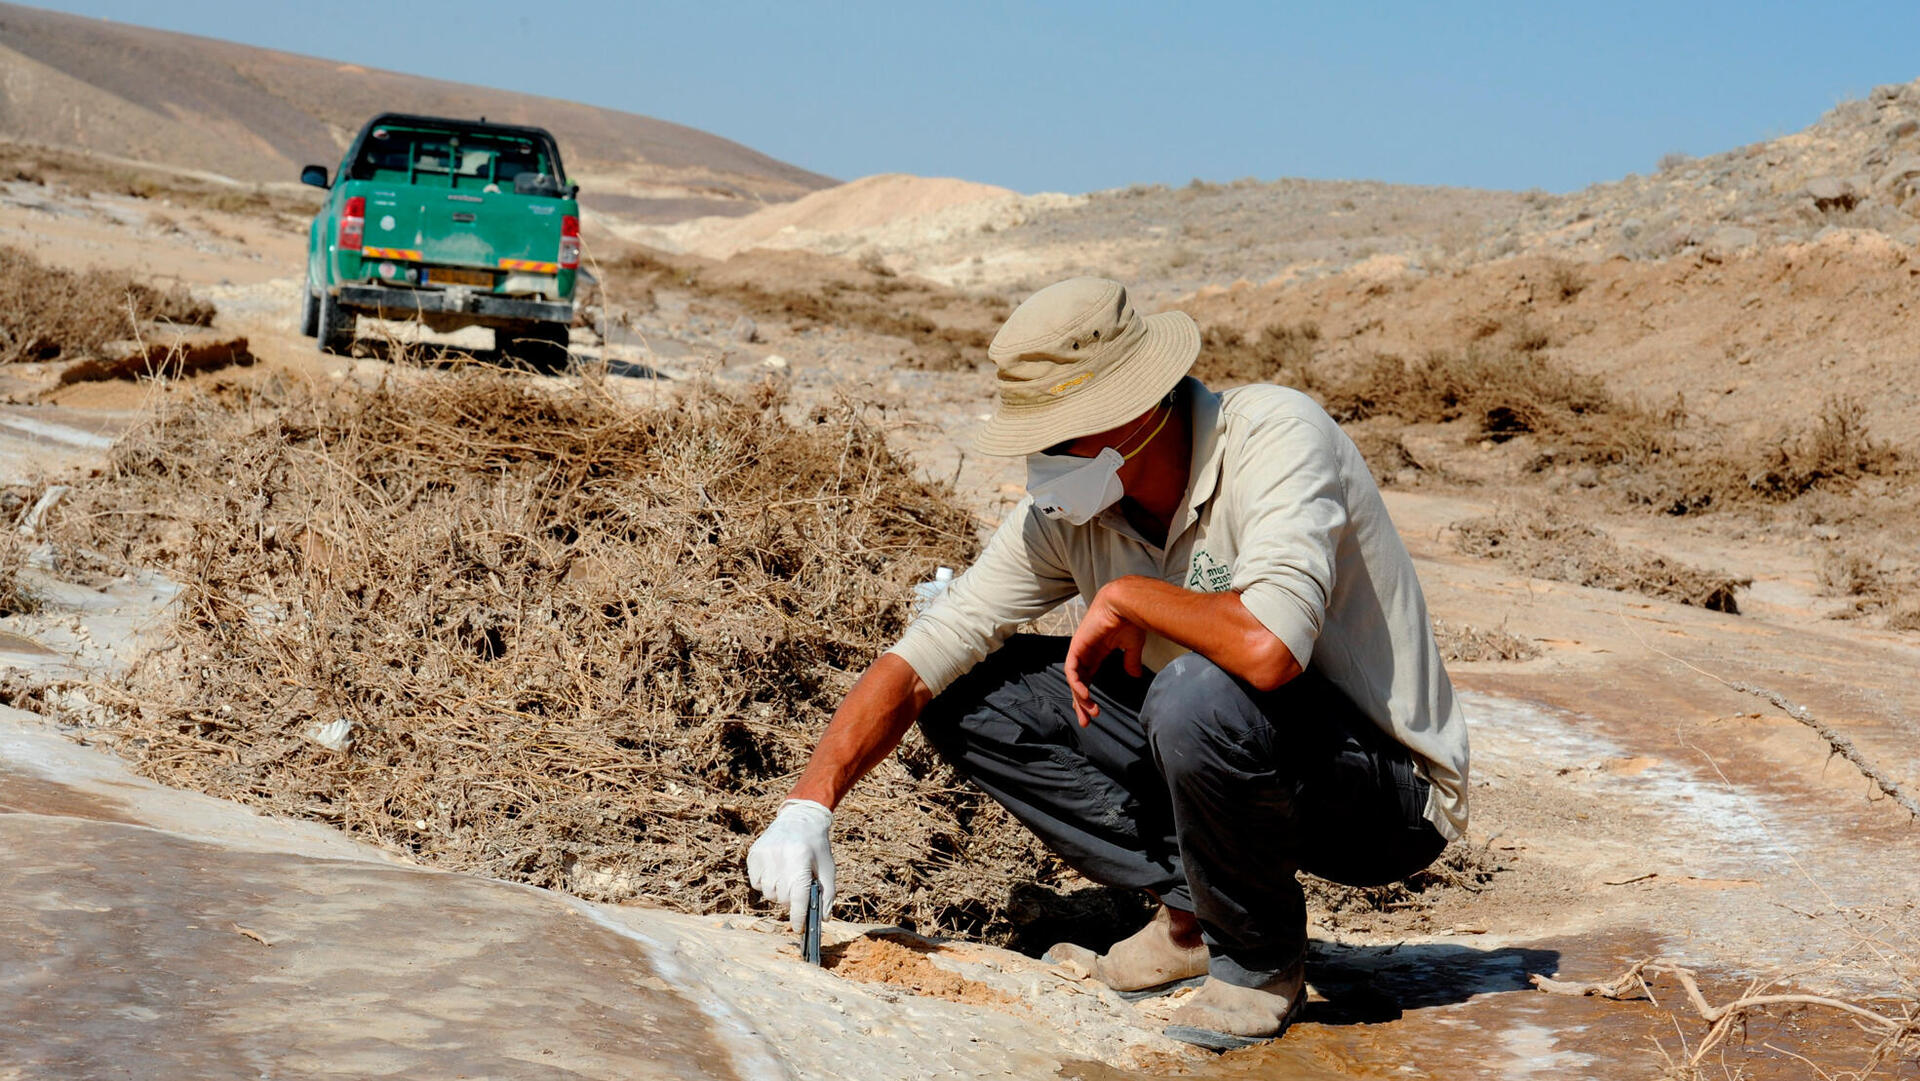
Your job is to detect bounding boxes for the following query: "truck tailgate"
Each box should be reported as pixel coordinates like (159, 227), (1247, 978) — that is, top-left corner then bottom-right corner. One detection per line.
(361, 189), (570, 273)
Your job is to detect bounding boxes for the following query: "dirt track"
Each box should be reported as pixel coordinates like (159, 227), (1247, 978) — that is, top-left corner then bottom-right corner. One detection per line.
(4, 176), (1919, 1079)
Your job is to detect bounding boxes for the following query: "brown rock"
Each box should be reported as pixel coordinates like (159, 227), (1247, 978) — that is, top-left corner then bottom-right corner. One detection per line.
(1877, 153), (1920, 200)
(1806, 176), (1860, 212)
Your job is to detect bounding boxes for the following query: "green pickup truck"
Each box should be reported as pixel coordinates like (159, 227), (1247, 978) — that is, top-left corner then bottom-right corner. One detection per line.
(299, 113), (581, 370)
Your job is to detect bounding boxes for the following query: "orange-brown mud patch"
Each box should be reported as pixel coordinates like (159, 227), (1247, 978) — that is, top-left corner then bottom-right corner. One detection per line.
(0, 765), (140, 824)
(825, 933), (1016, 1007)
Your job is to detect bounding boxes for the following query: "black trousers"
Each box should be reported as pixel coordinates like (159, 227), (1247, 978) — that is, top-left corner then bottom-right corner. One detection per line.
(918, 634), (1445, 987)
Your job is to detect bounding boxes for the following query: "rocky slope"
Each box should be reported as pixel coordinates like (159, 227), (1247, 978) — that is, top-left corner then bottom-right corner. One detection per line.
(1485, 78), (1920, 262)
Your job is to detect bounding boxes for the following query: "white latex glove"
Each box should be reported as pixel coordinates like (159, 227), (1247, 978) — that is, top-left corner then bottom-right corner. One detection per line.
(746, 798), (835, 933)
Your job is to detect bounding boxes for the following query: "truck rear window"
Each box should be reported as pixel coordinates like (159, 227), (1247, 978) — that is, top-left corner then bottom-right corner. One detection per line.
(349, 126), (562, 192)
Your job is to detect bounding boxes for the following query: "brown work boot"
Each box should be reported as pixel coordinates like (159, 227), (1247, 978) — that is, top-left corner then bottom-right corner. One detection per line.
(1046, 905), (1209, 998)
(1163, 962), (1307, 1051)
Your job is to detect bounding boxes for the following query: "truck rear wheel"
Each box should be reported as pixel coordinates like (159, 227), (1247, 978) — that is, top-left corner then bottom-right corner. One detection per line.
(298, 275), (319, 338)
(316, 289), (355, 355)
(500, 321), (570, 373)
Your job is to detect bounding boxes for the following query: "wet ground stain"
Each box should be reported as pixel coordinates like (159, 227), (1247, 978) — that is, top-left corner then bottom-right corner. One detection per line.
(0, 764), (141, 823)
(1, 814), (748, 1080)
(0, 628), (58, 655)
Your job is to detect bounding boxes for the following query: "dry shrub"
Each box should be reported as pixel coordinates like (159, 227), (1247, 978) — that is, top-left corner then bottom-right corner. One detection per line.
(52, 371), (1067, 941)
(1305, 840), (1506, 929)
(1345, 421), (1426, 487)
(596, 247), (1002, 371)
(0, 531), (37, 616)
(1431, 618), (1540, 662)
(1452, 507), (1749, 613)
(1819, 548), (1887, 598)
(1744, 396), (1900, 500)
(1191, 321), (1320, 387)
(0, 245), (214, 363)
(1545, 260), (1588, 302)
(1318, 349), (1897, 516)
(1493, 314), (1555, 354)
(1822, 548), (1920, 629)
(1323, 345), (1625, 449)
(1171, 315), (1894, 524)
(1622, 396), (1902, 515)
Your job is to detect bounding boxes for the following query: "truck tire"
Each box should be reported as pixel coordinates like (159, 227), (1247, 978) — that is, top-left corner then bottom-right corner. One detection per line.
(316, 288), (355, 356)
(298, 275), (319, 338)
(500, 321), (570, 373)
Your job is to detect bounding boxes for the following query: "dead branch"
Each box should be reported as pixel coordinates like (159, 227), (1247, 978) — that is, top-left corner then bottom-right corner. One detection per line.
(1533, 958), (1920, 1070)
(1612, 604), (1920, 823)
(1730, 681), (1920, 818)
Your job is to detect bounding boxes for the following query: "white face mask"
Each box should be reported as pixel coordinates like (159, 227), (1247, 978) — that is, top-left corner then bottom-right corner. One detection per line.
(1025, 401), (1174, 525)
(1027, 447), (1125, 525)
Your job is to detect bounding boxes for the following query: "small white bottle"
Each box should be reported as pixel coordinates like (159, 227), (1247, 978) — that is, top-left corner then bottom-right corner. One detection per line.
(911, 566), (954, 616)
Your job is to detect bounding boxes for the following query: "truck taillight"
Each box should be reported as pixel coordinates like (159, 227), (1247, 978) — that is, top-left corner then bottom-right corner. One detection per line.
(558, 214), (580, 269)
(339, 196), (365, 251)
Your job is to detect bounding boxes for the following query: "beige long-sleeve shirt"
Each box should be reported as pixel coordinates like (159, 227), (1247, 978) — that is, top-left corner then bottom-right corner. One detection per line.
(888, 378), (1470, 841)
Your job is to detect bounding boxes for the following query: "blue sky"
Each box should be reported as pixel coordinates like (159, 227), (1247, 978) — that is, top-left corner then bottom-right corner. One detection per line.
(25, 1), (1920, 194)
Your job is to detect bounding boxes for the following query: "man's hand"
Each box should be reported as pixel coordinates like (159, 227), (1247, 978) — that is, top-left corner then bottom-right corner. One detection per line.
(1064, 585), (1148, 727)
(1063, 577), (1302, 721)
(751, 654), (927, 931)
(746, 799), (835, 932)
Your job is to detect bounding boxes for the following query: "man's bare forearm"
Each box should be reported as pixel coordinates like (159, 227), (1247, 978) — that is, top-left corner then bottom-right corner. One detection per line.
(1102, 575), (1301, 690)
(787, 652), (933, 810)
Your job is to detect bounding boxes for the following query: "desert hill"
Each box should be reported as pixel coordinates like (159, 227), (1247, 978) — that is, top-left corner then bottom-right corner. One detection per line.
(0, 1), (833, 220)
(1472, 78), (1920, 262)
(637, 173), (1029, 260)
(656, 170), (1534, 305)
(1173, 79), (1920, 451)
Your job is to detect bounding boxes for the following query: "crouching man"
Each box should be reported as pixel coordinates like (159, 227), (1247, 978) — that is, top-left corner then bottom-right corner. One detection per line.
(748, 277), (1469, 1050)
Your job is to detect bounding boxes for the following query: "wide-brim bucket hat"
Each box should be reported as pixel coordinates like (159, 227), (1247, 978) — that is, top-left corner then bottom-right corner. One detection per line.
(975, 277), (1199, 456)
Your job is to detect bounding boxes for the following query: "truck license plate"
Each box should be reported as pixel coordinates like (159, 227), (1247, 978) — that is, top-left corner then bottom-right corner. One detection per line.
(423, 267), (494, 288)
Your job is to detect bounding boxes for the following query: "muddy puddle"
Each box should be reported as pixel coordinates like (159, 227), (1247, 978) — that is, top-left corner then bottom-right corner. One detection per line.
(1061, 927), (1912, 1080)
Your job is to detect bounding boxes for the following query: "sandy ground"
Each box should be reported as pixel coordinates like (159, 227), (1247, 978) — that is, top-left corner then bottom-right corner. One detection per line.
(5, 179), (1920, 1079)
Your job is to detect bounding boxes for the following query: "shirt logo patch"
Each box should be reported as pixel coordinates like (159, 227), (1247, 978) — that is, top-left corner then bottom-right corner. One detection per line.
(1186, 550), (1231, 592)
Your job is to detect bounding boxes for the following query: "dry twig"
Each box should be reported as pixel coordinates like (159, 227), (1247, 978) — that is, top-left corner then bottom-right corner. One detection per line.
(1728, 681), (1920, 819)
(1533, 958), (1920, 1072)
